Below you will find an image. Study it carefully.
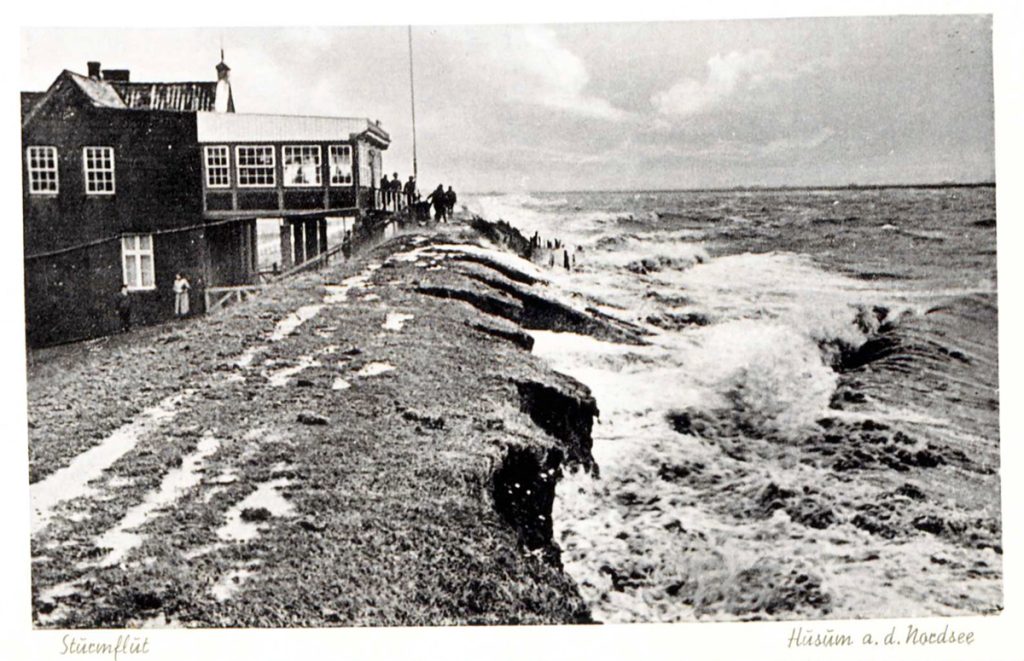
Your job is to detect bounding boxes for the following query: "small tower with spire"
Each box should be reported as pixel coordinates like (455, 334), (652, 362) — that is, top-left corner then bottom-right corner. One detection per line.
(214, 49), (235, 113)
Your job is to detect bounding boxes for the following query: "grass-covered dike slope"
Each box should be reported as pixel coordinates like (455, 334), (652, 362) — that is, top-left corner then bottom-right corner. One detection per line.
(27, 219), (643, 627)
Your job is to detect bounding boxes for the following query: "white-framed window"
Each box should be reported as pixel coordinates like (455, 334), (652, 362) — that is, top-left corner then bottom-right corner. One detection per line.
(236, 146), (276, 187)
(204, 146), (230, 188)
(83, 146), (115, 194)
(26, 146), (59, 195)
(122, 234), (155, 290)
(329, 145), (353, 186)
(283, 145), (322, 187)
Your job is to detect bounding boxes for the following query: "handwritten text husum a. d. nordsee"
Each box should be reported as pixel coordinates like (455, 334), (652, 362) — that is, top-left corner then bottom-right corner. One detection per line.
(788, 624), (975, 648)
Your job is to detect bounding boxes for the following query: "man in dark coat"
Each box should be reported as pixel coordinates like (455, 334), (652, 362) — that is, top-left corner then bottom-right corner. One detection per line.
(116, 285), (131, 332)
(444, 186), (457, 220)
(426, 184), (447, 222)
(403, 176), (417, 211)
(380, 174), (391, 210)
(390, 173), (402, 211)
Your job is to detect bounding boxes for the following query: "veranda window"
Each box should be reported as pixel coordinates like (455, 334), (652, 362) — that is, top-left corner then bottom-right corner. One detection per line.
(236, 146), (276, 187)
(329, 145), (353, 186)
(205, 146), (230, 188)
(283, 145), (322, 187)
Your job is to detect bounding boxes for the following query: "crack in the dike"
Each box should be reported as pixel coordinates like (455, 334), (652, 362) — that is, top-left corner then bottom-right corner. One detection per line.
(491, 378), (601, 568)
(417, 279), (646, 345)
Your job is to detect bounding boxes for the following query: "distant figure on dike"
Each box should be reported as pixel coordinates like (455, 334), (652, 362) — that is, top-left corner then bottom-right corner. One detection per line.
(563, 249), (571, 271)
(391, 172), (402, 210)
(444, 186), (457, 219)
(173, 273), (191, 317)
(379, 174), (391, 210)
(426, 184), (447, 222)
(116, 284), (131, 332)
(404, 176), (417, 211)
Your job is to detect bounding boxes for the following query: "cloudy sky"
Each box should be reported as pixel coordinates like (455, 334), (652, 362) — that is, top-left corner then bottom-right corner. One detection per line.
(22, 16), (994, 192)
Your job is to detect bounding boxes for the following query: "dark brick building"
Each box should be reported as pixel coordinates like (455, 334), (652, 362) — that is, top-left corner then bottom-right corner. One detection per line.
(22, 57), (389, 347)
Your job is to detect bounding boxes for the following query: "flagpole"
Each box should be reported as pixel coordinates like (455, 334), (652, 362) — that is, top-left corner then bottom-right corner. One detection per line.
(408, 25), (418, 184)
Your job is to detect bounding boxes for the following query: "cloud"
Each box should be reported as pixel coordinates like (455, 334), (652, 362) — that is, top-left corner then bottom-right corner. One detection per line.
(455, 26), (628, 121)
(651, 49), (775, 118)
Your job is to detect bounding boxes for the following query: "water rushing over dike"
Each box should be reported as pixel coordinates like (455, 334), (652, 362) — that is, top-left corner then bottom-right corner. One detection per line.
(465, 187), (1001, 621)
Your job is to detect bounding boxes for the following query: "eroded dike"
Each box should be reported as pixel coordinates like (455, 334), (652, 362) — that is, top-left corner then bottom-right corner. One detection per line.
(27, 220), (633, 627)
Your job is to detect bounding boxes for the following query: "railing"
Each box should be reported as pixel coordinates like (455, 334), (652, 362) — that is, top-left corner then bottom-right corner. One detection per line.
(205, 215), (400, 314)
(373, 187), (410, 214)
(274, 241), (346, 280)
(204, 285), (266, 313)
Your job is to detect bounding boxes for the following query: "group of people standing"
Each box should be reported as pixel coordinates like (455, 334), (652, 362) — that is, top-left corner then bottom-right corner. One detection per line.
(379, 173), (457, 223)
(379, 172), (416, 213)
(426, 184), (457, 222)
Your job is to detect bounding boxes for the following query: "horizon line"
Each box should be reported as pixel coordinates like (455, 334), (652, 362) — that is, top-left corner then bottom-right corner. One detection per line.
(462, 181), (996, 196)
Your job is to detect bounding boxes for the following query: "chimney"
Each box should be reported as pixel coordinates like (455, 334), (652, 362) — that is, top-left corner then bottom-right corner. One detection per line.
(102, 69), (130, 82)
(214, 50), (234, 113)
(87, 61), (101, 79)
(216, 49), (230, 82)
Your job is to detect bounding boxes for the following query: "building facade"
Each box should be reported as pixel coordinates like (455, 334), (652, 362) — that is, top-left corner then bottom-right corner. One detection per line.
(22, 58), (389, 347)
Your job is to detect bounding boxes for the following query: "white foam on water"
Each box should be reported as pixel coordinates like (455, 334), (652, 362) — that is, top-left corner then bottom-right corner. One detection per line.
(216, 478), (294, 542)
(30, 391), (192, 536)
(355, 362), (396, 377)
(90, 432), (222, 567)
(270, 304), (324, 341)
(332, 378), (351, 391)
(360, 293), (381, 302)
(382, 312), (414, 331)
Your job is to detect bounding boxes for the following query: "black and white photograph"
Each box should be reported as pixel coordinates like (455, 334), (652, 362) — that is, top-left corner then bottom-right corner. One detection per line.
(7, 3), (1024, 658)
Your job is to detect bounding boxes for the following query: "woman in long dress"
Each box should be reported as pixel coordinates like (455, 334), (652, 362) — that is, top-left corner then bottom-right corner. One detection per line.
(173, 273), (191, 317)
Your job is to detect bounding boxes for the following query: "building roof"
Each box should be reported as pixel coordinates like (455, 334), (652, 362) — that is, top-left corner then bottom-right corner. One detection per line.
(111, 82), (220, 112)
(196, 112), (390, 146)
(68, 71), (127, 108)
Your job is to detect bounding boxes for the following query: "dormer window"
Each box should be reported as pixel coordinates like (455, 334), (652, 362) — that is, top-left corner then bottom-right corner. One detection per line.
(83, 146), (115, 194)
(26, 146), (59, 195)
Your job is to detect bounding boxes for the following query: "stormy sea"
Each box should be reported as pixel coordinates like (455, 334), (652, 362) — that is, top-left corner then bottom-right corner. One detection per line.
(465, 186), (1000, 622)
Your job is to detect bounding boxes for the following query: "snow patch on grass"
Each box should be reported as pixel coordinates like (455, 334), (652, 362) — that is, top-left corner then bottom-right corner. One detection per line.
(30, 391), (193, 536)
(270, 304), (324, 342)
(383, 312), (414, 331)
(216, 478), (294, 542)
(92, 432), (222, 567)
(355, 362), (396, 377)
